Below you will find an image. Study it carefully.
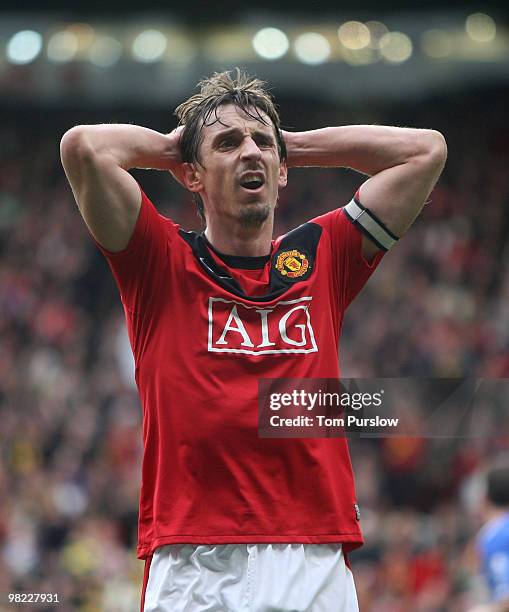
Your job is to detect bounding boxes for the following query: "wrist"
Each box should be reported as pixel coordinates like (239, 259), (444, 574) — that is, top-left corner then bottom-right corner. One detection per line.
(165, 126), (183, 165)
(282, 130), (302, 168)
(129, 130), (180, 171)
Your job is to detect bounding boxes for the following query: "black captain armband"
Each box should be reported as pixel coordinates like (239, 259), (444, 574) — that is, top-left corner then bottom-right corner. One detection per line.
(343, 198), (399, 252)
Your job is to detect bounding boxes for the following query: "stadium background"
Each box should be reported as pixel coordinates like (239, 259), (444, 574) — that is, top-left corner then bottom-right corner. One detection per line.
(1, 0), (509, 609)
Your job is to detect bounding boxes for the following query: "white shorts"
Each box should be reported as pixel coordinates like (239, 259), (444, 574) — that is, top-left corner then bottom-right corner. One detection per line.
(143, 543), (359, 612)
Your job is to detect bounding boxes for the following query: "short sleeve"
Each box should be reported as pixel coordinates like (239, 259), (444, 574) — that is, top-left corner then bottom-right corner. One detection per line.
(93, 184), (177, 315)
(477, 529), (509, 603)
(490, 550), (509, 602)
(311, 203), (384, 310)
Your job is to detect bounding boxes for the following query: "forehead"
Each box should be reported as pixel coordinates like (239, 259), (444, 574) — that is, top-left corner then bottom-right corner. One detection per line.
(202, 103), (274, 140)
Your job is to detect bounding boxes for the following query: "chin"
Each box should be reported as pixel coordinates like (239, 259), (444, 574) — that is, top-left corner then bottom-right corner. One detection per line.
(238, 202), (271, 227)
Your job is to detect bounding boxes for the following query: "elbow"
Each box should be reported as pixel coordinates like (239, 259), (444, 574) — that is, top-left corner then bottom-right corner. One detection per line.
(424, 130), (448, 165)
(60, 126), (95, 166)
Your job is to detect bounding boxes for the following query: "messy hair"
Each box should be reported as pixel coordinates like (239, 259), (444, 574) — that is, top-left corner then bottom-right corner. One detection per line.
(174, 68), (287, 220)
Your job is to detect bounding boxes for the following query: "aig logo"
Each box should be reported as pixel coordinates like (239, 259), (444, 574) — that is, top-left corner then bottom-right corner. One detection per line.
(208, 297), (318, 355)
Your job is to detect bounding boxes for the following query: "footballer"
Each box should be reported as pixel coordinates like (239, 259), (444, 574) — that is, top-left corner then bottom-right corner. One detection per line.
(60, 69), (447, 611)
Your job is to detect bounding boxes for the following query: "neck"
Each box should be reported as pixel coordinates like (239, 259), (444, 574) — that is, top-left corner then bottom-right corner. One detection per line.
(204, 215), (274, 257)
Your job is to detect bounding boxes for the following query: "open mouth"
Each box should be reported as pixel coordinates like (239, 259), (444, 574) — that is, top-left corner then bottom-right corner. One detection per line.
(239, 174), (265, 191)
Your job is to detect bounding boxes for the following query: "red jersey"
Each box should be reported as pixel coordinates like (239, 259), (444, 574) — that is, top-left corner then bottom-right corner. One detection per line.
(97, 186), (383, 560)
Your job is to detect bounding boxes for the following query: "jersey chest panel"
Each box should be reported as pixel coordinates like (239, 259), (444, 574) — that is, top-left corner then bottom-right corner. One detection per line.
(149, 250), (339, 366)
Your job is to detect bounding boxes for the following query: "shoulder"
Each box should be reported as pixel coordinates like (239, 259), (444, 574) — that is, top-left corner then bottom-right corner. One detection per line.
(308, 207), (346, 232)
(478, 514), (509, 551)
(96, 186), (180, 262)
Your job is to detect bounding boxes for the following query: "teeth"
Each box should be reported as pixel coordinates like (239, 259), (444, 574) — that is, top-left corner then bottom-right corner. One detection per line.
(240, 174), (264, 190)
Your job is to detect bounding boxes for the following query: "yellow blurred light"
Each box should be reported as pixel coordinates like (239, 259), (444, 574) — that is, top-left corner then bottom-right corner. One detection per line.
(252, 27), (289, 60)
(337, 21), (370, 50)
(379, 31), (413, 63)
(421, 29), (452, 58)
(89, 36), (122, 67)
(365, 21), (389, 49)
(466, 13), (496, 43)
(294, 32), (331, 65)
(67, 23), (95, 51)
(47, 31), (79, 63)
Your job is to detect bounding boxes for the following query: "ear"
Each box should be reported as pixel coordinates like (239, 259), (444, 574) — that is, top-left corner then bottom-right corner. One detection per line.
(181, 163), (202, 193)
(278, 160), (288, 189)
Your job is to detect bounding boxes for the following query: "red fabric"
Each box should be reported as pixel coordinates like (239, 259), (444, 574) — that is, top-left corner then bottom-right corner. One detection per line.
(344, 551), (351, 570)
(140, 554), (152, 612)
(97, 186), (383, 560)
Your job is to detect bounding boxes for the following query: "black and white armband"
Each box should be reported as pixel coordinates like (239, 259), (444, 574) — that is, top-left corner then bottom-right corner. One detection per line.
(343, 196), (399, 252)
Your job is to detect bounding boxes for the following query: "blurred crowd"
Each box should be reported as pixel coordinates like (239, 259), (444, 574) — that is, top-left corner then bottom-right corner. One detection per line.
(1, 85), (509, 611)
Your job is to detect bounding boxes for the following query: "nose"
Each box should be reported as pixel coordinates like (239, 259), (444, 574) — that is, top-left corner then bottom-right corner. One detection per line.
(239, 136), (262, 161)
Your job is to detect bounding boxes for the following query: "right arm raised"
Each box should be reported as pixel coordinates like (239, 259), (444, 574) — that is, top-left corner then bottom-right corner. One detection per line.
(60, 124), (182, 252)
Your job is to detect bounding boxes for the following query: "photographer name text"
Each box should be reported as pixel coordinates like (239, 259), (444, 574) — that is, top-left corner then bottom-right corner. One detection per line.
(268, 389), (399, 429)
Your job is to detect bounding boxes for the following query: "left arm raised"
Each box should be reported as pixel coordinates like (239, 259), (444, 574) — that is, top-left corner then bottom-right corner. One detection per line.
(284, 125), (447, 260)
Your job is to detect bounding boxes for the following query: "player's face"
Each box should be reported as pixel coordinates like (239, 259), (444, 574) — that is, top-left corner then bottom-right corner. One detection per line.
(185, 103), (287, 227)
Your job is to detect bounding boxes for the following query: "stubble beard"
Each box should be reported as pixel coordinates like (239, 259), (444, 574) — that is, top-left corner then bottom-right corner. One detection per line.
(238, 202), (272, 227)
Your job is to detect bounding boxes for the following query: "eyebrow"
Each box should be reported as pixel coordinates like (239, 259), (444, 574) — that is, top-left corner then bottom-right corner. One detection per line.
(211, 127), (275, 146)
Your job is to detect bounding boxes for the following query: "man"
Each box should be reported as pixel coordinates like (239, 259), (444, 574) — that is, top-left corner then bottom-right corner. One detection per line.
(470, 465), (509, 612)
(60, 69), (447, 611)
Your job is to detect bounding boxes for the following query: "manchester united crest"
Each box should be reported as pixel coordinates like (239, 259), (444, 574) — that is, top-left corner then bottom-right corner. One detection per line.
(275, 249), (309, 279)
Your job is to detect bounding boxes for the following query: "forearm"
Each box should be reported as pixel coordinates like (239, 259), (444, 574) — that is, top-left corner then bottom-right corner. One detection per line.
(285, 125), (444, 175)
(61, 123), (179, 171)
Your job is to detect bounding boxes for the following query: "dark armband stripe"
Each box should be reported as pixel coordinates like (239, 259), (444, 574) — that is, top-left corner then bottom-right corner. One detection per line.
(343, 198), (399, 252)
